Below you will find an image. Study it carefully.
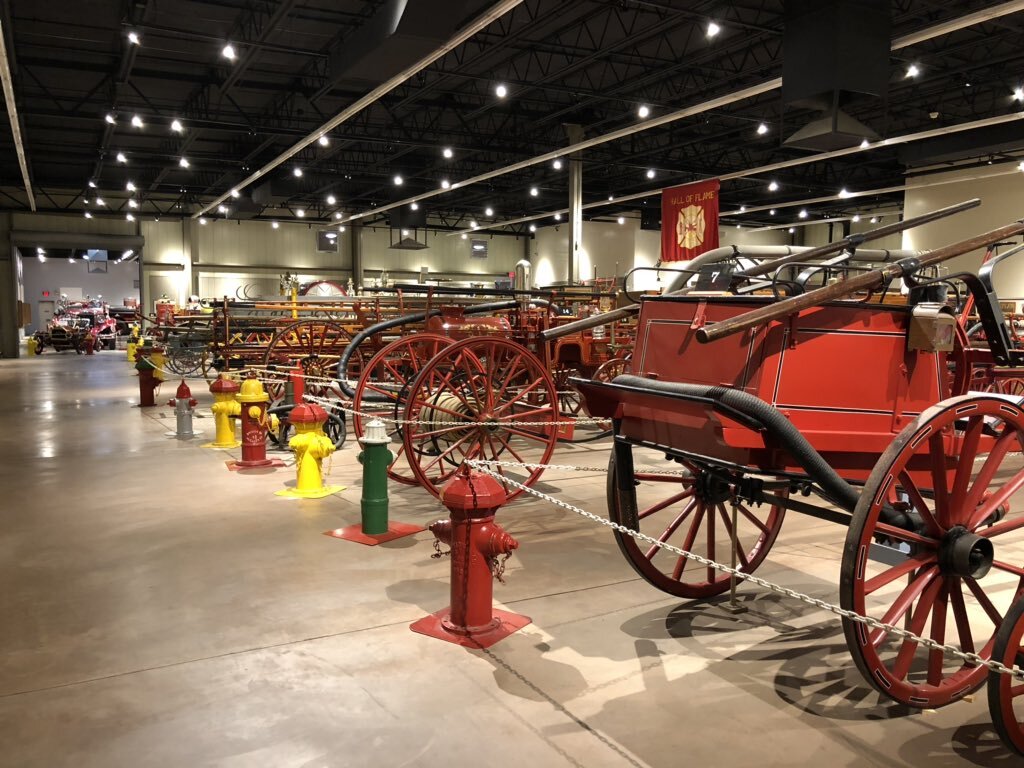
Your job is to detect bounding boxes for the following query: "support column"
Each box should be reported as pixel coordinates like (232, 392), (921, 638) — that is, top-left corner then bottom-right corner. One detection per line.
(565, 124), (584, 286)
(350, 223), (363, 291)
(0, 212), (17, 358)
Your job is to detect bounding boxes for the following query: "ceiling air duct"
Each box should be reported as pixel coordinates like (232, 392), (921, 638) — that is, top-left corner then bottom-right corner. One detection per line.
(782, 0), (890, 151)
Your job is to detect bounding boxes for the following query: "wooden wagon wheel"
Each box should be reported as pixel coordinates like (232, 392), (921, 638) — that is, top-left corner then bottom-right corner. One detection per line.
(351, 334), (455, 485)
(840, 394), (1024, 709)
(401, 337), (559, 500)
(163, 319), (209, 377)
(262, 319), (352, 400)
(989, 597), (1024, 756)
(607, 452), (787, 598)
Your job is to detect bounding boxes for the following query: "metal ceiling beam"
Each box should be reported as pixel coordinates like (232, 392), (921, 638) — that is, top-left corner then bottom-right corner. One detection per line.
(0, 15), (34, 210)
(193, 0), (528, 218)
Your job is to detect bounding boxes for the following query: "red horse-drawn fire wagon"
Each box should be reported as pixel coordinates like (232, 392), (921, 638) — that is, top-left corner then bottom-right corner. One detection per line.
(566, 201), (1024, 712)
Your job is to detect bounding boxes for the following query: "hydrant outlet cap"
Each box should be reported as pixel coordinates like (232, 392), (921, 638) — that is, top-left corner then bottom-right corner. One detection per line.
(209, 375), (240, 395)
(440, 470), (507, 512)
(175, 380), (192, 399)
(289, 403), (328, 424)
(237, 376), (270, 403)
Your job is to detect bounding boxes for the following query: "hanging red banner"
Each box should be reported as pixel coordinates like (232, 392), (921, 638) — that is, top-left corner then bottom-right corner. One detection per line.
(661, 179), (720, 262)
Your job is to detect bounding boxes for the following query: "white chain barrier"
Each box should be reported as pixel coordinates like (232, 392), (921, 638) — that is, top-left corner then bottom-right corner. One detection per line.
(465, 458), (1024, 682)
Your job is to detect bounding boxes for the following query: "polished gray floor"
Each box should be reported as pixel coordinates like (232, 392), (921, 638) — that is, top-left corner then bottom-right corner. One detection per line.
(0, 352), (1010, 767)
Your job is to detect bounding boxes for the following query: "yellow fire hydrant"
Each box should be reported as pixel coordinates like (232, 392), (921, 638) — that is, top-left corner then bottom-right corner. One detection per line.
(203, 374), (241, 448)
(275, 403), (344, 498)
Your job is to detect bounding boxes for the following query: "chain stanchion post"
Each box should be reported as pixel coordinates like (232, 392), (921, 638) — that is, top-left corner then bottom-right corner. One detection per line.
(723, 497), (746, 615)
(324, 418), (424, 545)
(410, 467), (530, 648)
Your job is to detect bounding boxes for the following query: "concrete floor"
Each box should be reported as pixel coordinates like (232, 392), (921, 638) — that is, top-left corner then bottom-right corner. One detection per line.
(0, 352), (1015, 767)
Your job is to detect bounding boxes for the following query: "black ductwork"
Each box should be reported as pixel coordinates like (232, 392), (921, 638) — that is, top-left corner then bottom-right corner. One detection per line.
(782, 0), (889, 151)
(329, 0), (492, 87)
(898, 122), (1024, 167)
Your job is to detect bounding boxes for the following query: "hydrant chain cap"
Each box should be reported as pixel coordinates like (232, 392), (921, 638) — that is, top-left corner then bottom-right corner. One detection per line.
(289, 403), (327, 424)
(237, 376), (270, 404)
(440, 471), (507, 511)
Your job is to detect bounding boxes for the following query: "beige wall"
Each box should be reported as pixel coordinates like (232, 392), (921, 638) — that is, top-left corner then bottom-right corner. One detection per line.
(903, 163), (1024, 294)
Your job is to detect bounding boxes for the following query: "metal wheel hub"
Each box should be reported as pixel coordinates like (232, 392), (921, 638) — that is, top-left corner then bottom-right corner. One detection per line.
(938, 525), (994, 579)
(694, 472), (732, 505)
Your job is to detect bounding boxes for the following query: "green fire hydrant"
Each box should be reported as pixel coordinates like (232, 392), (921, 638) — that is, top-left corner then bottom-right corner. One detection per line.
(357, 419), (393, 535)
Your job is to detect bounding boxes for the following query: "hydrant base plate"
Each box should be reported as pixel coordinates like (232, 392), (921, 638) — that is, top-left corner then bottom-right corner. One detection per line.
(226, 458), (286, 471)
(323, 521), (424, 546)
(201, 440), (242, 449)
(165, 430), (202, 439)
(276, 485), (346, 499)
(410, 608), (531, 649)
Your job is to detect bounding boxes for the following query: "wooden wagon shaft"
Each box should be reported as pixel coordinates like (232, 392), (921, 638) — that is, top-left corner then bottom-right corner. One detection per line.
(696, 219), (1024, 344)
(540, 200), (982, 343)
(735, 198), (980, 278)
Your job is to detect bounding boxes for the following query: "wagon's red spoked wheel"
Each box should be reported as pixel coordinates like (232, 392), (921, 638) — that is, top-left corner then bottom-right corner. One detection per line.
(989, 597), (1024, 756)
(402, 337), (559, 500)
(841, 394), (1024, 709)
(262, 319), (352, 401)
(988, 377), (1024, 397)
(607, 453), (786, 598)
(352, 334), (454, 485)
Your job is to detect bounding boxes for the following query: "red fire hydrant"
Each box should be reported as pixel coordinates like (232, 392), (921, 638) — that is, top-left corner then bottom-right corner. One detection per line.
(135, 354), (160, 407)
(228, 374), (283, 470)
(410, 468), (531, 648)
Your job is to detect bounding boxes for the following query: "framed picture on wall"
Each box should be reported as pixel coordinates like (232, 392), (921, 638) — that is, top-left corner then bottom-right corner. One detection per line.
(87, 260), (108, 274)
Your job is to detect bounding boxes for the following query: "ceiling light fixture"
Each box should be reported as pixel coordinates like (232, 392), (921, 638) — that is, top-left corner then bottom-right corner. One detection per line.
(441, 179), (451, 189)
(105, 113), (115, 125)
(798, 209), (808, 218)
(1015, 87), (1024, 102)
(768, 180), (779, 191)
(860, 138), (871, 148)
(529, 224), (536, 232)
(222, 44), (236, 60)
(769, 209), (776, 215)
(410, 202), (419, 210)
(126, 213), (135, 221)
(529, 187), (538, 196)
(95, 197), (105, 206)
(230, 189), (240, 199)
(646, 169), (656, 179)
(128, 199), (138, 209)
(906, 63), (920, 78)
(707, 21), (721, 38)
(608, 195), (614, 201)
(554, 213), (562, 221)
(171, 119), (183, 132)
(470, 220), (478, 228)
(88, 180), (97, 188)
(485, 207), (493, 217)
(199, 217), (208, 225)
(125, 181), (135, 191)
(339, 226), (346, 232)
(617, 216), (625, 225)
(852, 214), (861, 222)
(756, 122), (768, 135)
(326, 194), (336, 205)
(838, 188), (851, 198)
(272, 221), (279, 229)
(217, 205), (227, 213)
(788, 227), (795, 233)
(552, 159), (563, 170)
(495, 83), (508, 98)
(393, 175), (403, 185)
(131, 115), (144, 128)
(296, 209), (305, 218)
(334, 212), (343, 219)
(116, 152), (127, 163)
(461, 233), (468, 240)
(127, 31), (140, 45)
(84, 211), (92, 219)
(739, 205), (747, 213)
(179, 157), (190, 168)
(293, 167), (303, 177)
(870, 216), (878, 223)
(443, 147), (453, 159)
(318, 134), (329, 147)
(637, 105), (650, 119)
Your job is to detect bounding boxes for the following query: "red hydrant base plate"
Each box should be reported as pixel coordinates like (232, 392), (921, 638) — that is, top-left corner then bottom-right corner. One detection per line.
(323, 521), (425, 546)
(410, 608), (531, 649)
(226, 459), (286, 471)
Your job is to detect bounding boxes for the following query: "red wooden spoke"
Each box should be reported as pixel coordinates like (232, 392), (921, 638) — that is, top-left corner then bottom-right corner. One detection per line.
(490, 351), (524, 405)
(891, 575), (944, 681)
(963, 427), (1021, 518)
(706, 503), (717, 583)
(948, 583), (976, 654)
(864, 554), (936, 596)
(949, 415), (985, 517)
(992, 561), (1024, 578)
(718, 504), (750, 569)
(897, 470), (944, 538)
(929, 432), (951, 527)
(493, 377), (549, 414)
(868, 566), (940, 648)
(966, 577), (1005, 626)
(644, 500), (697, 560)
(408, 423), (476, 441)
(503, 425), (558, 444)
(927, 583), (950, 687)
(672, 506), (706, 579)
(737, 504), (771, 535)
(416, 430), (479, 474)
(967, 468), (1024, 531)
(871, 521), (940, 549)
(639, 489), (694, 520)
(496, 405), (555, 422)
(493, 433), (528, 467)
